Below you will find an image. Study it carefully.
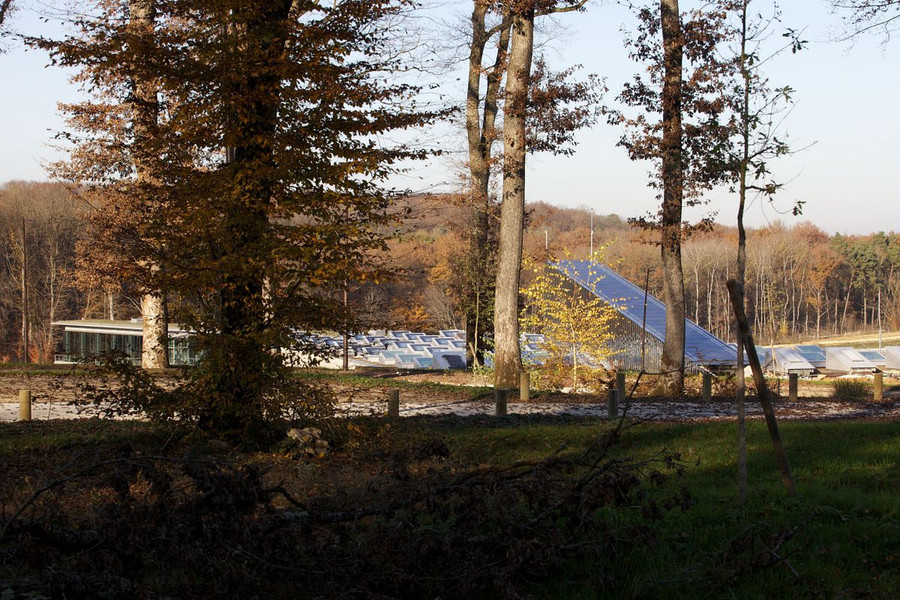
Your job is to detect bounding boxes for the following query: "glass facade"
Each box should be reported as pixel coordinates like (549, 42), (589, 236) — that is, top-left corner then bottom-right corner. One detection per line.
(55, 322), (201, 366)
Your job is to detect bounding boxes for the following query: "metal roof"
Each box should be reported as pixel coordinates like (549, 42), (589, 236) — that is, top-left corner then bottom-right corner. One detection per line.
(53, 319), (187, 335)
(554, 260), (735, 366)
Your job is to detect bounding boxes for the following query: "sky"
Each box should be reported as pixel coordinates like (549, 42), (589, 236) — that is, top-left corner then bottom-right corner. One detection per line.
(1, 0), (898, 236)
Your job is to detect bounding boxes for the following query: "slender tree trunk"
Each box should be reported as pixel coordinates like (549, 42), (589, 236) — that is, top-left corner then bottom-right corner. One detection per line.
(493, 7), (534, 389)
(841, 277), (853, 333)
(46, 247), (57, 363)
(694, 265), (700, 324)
(728, 279), (795, 497)
(735, 0), (751, 504)
(20, 217), (29, 363)
(816, 291), (821, 338)
(659, 0), (685, 395)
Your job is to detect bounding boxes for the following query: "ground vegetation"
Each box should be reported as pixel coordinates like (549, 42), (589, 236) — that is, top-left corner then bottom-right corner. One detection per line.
(1, 408), (898, 598)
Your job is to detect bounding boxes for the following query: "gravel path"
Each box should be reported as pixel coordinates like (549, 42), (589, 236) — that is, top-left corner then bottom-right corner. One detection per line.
(4, 397), (899, 423)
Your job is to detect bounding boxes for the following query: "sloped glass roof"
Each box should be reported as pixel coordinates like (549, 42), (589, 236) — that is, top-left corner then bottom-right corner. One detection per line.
(554, 260), (735, 366)
(858, 349), (886, 366)
(794, 345), (827, 367)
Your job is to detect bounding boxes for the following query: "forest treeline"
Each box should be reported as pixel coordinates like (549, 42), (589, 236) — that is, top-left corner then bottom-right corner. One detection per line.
(1, 180), (897, 361)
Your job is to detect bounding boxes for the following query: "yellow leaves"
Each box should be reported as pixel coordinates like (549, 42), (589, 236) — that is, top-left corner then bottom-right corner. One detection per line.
(520, 251), (620, 390)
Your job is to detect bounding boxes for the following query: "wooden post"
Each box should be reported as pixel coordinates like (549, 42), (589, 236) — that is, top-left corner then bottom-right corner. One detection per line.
(519, 371), (530, 402)
(387, 389), (400, 417)
(607, 387), (618, 419)
(616, 371), (627, 406)
(19, 390), (32, 421)
(788, 374), (798, 402)
(702, 372), (712, 403)
(874, 372), (883, 401)
(495, 388), (508, 417)
(727, 279), (796, 496)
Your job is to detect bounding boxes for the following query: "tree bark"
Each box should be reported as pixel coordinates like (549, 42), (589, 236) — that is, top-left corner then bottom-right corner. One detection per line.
(200, 1), (293, 439)
(727, 279), (796, 497)
(20, 217), (29, 363)
(659, 0), (685, 395)
(141, 294), (168, 368)
(735, 0), (752, 505)
(129, 0), (169, 369)
(465, 4), (510, 366)
(493, 7), (533, 389)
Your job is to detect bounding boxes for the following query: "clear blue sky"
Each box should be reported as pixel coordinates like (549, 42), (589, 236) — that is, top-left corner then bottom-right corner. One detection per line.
(1, 0), (897, 235)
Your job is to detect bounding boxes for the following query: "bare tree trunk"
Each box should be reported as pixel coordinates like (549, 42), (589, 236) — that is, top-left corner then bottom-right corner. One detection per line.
(728, 279), (796, 496)
(465, 4), (510, 366)
(130, 0), (169, 369)
(141, 293), (168, 367)
(493, 7), (533, 389)
(20, 217), (29, 363)
(816, 291), (821, 338)
(841, 277), (853, 334)
(659, 0), (685, 396)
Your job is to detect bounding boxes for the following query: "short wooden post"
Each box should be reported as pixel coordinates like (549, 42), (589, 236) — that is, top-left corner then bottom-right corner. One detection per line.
(874, 372), (883, 401)
(788, 374), (798, 402)
(387, 389), (400, 417)
(19, 390), (32, 422)
(702, 372), (712, 403)
(616, 371), (627, 406)
(495, 388), (508, 417)
(519, 371), (530, 402)
(607, 387), (618, 419)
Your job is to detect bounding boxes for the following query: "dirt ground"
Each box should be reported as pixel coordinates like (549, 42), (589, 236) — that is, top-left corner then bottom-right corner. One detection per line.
(2, 365), (898, 404)
(3, 367), (899, 421)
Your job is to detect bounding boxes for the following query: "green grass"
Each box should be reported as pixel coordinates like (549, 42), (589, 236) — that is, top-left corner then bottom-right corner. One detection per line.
(2, 416), (898, 598)
(347, 416), (900, 598)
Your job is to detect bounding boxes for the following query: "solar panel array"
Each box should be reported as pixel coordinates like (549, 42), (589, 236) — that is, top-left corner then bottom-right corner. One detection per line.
(794, 345), (827, 368)
(554, 260), (735, 367)
(858, 349), (886, 367)
(824, 347), (878, 372)
(482, 333), (611, 370)
(298, 330), (467, 370)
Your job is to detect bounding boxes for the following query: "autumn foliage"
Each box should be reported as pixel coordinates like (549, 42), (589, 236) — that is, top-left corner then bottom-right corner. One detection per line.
(34, 0), (445, 442)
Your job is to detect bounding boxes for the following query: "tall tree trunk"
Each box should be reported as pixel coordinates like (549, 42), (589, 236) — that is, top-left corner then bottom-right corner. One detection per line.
(141, 294), (168, 367)
(465, 4), (510, 366)
(659, 0), (685, 396)
(201, 1), (293, 440)
(734, 0), (752, 505)
(130, 0), (169, 369)
(20, 217), (29, 363)
(493, 7), (533, 389)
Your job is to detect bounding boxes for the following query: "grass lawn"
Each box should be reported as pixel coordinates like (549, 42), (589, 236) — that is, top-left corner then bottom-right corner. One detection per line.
(1, 415), (898, 598)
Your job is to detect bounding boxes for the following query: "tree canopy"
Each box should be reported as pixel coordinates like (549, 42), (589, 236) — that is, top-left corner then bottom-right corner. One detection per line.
(37, 0), (445, 441)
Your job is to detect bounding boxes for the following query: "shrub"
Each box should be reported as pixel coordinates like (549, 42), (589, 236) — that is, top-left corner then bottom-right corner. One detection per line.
(831, 378), (871, 401)
(63, 352), (336, 446)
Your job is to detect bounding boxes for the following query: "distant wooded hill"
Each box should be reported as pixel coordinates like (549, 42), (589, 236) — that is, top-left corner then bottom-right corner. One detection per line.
(1, 183), (897, 361)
